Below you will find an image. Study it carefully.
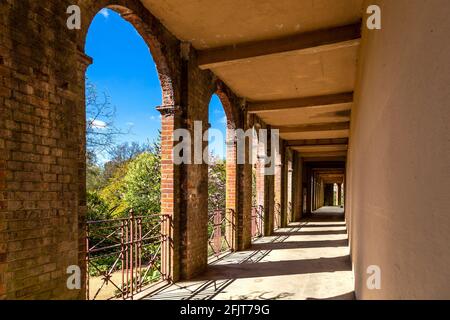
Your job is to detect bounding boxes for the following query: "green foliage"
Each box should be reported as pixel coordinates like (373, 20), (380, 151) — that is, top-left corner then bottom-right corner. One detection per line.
(99, 162), (130, 217)
(86, 141), (162, 219)
(86, 190), (110, 221)
(123, 152), (161, 214)
(87, 156), (107, 192)
(85, 83), (165, 292)
(208, 156), (226, 214)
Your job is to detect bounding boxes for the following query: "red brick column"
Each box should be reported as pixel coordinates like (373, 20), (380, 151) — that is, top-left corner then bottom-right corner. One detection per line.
(256, 155), (266, 232)
(235, 112), (253, 250)
(157, 105), (182, 282)
(292, 152), (303, 222)
(255, 123), (275, 237)
(225, 127), (237, 250)
(274, 141), (284, 229)
(281, 148), (289, 227)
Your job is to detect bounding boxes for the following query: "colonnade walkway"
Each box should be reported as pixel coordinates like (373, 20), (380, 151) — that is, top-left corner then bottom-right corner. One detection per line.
(141, 207), (354, 300)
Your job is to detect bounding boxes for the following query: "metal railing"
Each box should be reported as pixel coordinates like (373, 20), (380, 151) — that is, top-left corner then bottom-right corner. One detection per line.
(86, 210), (171, 300)
(251, 205), (264, 238)
(207, 208), (234, 257)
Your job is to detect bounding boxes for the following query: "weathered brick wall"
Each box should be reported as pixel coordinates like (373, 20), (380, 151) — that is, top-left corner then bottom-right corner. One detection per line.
(177, 45), (212, 279)
(253, 119), (275, 236)
(0, 0), (88, 299)
(0, 0), (186, 298)
(0, 0), (266, 299)
(236, 111), (253, 250)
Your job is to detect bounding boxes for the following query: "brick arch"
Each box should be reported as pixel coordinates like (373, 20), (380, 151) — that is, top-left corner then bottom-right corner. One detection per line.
(80, 0), (177, 106)
(77, 0), (180, 287)
(209, 81), (241, 251)
(213, 81), (239, 130)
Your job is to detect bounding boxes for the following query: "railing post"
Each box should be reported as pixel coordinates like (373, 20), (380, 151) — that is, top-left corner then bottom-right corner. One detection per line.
(167, 215), (172, 282)
(226, 208), (235, 251)
(85, 212), (170, 300)
(213, 209), (222, 255)
(161, 214), (167, 281)
(251, 207), (255, 238)
(258, 205), (263, 237)
(129, 209), (134, 300)
(85, 223), (90, 300)
(124, 216), (129, 299)
(137, 216), (142, 292)
(120, 220), (125, 299)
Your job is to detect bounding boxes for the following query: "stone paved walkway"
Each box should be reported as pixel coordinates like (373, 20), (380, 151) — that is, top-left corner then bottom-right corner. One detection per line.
(141, 207), (354, 300)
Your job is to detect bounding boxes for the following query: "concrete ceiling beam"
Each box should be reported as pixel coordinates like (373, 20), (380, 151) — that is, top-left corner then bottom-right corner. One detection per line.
(286, 138), (349, 147)
(276, 122), (350, 134)
(198, 23), (361, 70)
(247, 92), (353, 114)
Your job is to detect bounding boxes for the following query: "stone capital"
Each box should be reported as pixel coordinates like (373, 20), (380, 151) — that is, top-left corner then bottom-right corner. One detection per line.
(156, 104), (182, 116)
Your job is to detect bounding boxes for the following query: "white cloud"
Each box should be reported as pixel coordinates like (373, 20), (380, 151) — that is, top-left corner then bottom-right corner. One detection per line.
(91, 119), (107, 129)
(99, 8), (110, 19)
(150, 115), (161, 121)
(126, 122), (135, 126)
(220, 116), (227, 125)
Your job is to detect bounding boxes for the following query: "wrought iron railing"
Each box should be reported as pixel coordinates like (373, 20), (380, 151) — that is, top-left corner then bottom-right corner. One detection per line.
(251, 205), (264, 238)
(207, 208), (234, 257)
(86, 210), (171, 300)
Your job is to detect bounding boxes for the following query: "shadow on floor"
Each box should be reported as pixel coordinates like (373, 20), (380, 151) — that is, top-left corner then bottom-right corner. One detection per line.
(250, 239), (349, 251)
(299, 223), (346, 228)
(274, 230), (348, 236)
(195, 255), (352, 281)
(142, 208), (353, 300)
(309, 206), (346, 221)
(307, 291), (356, 300)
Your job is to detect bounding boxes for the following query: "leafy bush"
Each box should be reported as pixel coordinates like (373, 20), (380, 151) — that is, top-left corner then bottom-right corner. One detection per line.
(123, 152), (161, 214)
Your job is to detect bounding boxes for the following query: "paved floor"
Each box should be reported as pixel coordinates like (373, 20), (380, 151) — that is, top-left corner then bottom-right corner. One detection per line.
(142, 206), (354, 300)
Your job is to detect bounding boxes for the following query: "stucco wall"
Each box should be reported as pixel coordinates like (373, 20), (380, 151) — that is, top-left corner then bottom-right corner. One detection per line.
(348, 0), (450, 299)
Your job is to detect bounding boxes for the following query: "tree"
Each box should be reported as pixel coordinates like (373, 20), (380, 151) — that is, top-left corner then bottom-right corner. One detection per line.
(104, 138), (161, 183)
(208, 155), (226, 214)
(84, 81), (163, 219)
(123, 152), (161, 214)
(99, 163), (130, 217)
(108, 142), (149, 163)
(86, 80), (128, 156)
(86, 190), (111, 221)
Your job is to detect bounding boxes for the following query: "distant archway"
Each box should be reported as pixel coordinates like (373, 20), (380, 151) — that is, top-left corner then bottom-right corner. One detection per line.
(206, 85), (238, 259)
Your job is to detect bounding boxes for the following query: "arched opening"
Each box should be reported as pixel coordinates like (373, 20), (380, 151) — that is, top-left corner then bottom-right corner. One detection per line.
(206, 93), (235, 260)
(83, 7), (171, 300)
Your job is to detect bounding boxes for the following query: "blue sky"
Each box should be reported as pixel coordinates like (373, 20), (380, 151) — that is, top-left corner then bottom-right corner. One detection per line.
(85, 9), (226, 159)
